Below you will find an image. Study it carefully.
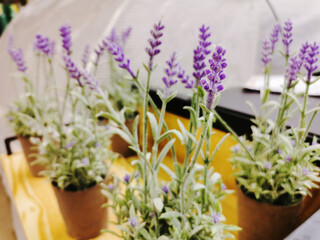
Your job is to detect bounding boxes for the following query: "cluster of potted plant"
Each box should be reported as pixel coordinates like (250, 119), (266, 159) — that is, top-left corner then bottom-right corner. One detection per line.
(7, 17), (320, 240)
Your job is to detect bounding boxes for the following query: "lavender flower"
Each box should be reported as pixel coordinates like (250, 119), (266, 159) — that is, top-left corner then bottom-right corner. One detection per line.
(304, 42), (319, 83)
(82, 44), (90, 68)
(128, 217), (137, 227)
(162, 52), (179, 98)
(34, 34), (50, 55)
(60, 24), (72, 55)
(200, 46), (227, 110)
(282, 19), (293, 57)
(146, 21), (164, 70)
(265, 162), (272, 170)
(107, 184), (114, 192)
(269, 24), (281, 53)
(81, 157), (90, 166)
(261, 40), (272, 67)
(277, 148), (282, 155)
(162, 185), (169, 194)
(95, 142), (101, 148)
(221, 183), (227, 191)
(303, 167), (310, 176)
(212, 212), (220, 223)
(123, 173), (131, 184)
(286, 56), (302, 87)
(94, 44), (105, 65)
(121, 27), (132, 45)
(63, 55), (82, 86)
(65, 140), (75, 150)
(106, 41), (136, 79)
(109, 28), (119, 44)
(193, 25), (212, 86)
(285, 156), (292, 163)
(81, 69), (102, 93)
(8, 47), (27, 73)
(134, 170), (139, 179)
(178, 66), (193, 89)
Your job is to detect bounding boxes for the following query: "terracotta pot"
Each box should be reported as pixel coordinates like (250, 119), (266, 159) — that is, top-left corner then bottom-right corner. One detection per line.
(52, 182), (107, 239)
(236, 185), (303, 240)
(18, 135), (45, 177)
(299, 181), (320, 223)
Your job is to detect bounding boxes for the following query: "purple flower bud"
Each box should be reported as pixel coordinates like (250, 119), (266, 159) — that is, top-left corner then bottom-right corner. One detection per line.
(146, 21), (165, 70)
(81, 157), (90, 166)
(162, 185), (169, 194)
(261, 39), (272, 66)
(277, 148), (282, 155)
(63, 55), (82, 86)
(34, 34), (52, 56)
(123, 173), (131, 184)
(162, 52), (179, 98)
(221, 183), (227, 191)
(285, 156), (292, 163)
(282, 19), (293, 57)
(265, 162), (272, 170)
(60, 24), (72, 55)
(269, 24), (281, 53)
(8, 39), (27, 73)
(128, 217), (137, 227)
(212, 212), (220, 223)
(286, 56), (302, 87)
(82, 70), (102, 93)
(201, 45), (227, 110)
(193, 25), (212, 86)
(107, 184), (114, 192)
(303, 167), (310, 176)
(95, 142), (101, 148)
(121, 27), (132, 45)
(304, 42), (319, 83)
(82, 44), (90, 68)
(150, 210), (155, 218)
(65, 140), (75, 150)
(178, 66), (193, 89)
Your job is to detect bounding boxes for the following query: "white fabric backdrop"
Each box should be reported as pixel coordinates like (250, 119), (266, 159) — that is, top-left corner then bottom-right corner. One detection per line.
(0, 0), (319, 153)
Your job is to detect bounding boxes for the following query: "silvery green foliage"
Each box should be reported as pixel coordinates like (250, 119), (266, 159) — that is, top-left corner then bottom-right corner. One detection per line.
(98, 23), (239, 239)
(230, 21), (320, 205)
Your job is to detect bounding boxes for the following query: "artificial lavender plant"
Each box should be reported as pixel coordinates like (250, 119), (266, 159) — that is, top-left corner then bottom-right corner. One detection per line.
(95, 22), (239, 239)
(229, 19), (320, 205)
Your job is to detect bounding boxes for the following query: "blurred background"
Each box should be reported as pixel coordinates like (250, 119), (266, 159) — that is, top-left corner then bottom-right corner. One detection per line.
(0, 0), (320, 153)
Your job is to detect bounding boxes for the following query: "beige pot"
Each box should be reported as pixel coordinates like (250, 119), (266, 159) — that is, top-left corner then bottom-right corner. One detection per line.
(236, 185), (302, 240)
(18, 135), (45, 177)
(52, 182), (107, 239)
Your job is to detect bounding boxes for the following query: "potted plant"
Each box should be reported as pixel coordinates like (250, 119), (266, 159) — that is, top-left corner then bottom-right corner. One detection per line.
(223, 19), (320, 240)
(7, 34), (56, 177)
(89, 22), (240, 239)
(94, 27), (141, 157)
(34, 24), (116, 239)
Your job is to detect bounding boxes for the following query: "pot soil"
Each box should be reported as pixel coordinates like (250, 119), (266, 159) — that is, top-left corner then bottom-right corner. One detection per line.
(18, 135), (45, 177)
(236, 185), (302, 240)
(52, 182), (107, 239)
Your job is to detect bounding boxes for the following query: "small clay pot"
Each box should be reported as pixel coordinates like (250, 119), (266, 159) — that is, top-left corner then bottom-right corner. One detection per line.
(52, 182), (107, 239)
(236, 185), (303, 240)
(110, 118), (136, 157)
(299, 182), (320, 223)
(18, 135), (45, 177)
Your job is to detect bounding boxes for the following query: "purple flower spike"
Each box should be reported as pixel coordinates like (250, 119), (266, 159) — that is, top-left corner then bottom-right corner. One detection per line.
(212, 212), (220, 224)
(128, 217), (137, 227)
(82, 44), (90, 68)
(34, 34), (51, 56)
(282, 19), (293, 57)
(286, 56), (302, 88)
(285, 156), (292, 163)
(200, 45), (227, 110)
(106, 41), (136, 79)
(121, 27), (132, 45)
(63, 55), (82, 86)
(269, 24), (281, 53)
(193, 25), (212, 86)
(123, 173), (131, 184)
(261, 40), (272, 67)
(60, 24), (72, 55)
(162, 52), (179, 98)
(146, 21), (165, 70)
(304, 42), (319, 83)
(178, 66), (193, 89)
(162, 185), (169, 194)
(65, 140), (75, 150)
(82, 70), (102, 93)
(8, 47), (27, 73)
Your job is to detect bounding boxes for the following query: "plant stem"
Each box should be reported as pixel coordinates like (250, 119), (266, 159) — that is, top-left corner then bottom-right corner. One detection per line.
(299, 83), (310, 143)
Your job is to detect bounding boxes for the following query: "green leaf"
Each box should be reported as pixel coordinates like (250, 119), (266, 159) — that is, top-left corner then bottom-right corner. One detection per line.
(147, 112), (159, 139)
(190, 226), (204, 236)
(159, 211), (182, 219)
(192, 183), (206, 191)
(155, 139), (176, 170)
(96, 111), (121, 125)
(160, 163), (177, 180)
(139, 228), (152, 240)
(153, 198), (164, 212)
(156, 129), (184, 144)
(209, 133), (230, 164)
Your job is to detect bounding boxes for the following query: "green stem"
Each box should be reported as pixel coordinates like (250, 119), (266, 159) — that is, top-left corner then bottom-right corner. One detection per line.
(299, 83), (310, 143)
